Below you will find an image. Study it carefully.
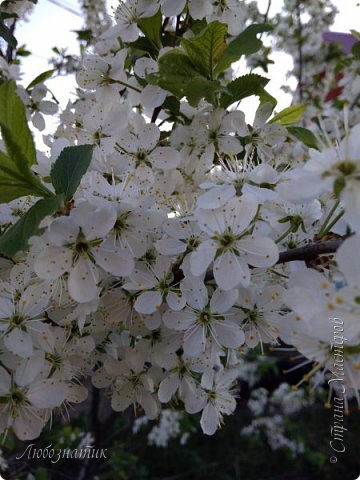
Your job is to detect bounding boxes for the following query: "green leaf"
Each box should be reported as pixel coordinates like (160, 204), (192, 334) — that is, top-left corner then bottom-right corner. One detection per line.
(148, 50), (221, 106)
(148, 50), (198, 97)
(352, 41), (360, 60)
(220, 74), (269, 109)
(257, 86), (277, 108)
(138, 9), (162, 49)
(182, 21), (227, 79)
(0, 81), (36, 167)
(287, 126), (319, 150)
(162, 96), (180, 116)
(0, 12), (19, 20)
(0, 18), (17, 48)
(350, 29), (360, 40)
(35, 467), (48, 480)
(50, 145), (95, 201)
(269, 104), (307, 125)
(0, 150), (51, 203)
(215, 24), (272, 74)
(26, 69), (56, 90)
(0, 195), (63, 258)
(16, 44), (31, 57)
(184, 77), (221, 107)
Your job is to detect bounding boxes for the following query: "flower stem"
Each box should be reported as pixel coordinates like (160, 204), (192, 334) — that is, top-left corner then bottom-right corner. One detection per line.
(317, 200), (340, 239)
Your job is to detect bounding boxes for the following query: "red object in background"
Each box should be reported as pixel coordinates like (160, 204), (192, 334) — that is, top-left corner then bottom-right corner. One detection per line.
(322, 32), (355, 102)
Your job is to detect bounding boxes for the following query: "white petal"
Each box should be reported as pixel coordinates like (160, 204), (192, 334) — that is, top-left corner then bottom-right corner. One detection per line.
(28, 379), (68, 408)
(0, 367), (11, 395)
(336, 235), (360, 287)
(68, 257), (100, 303)
(13, 408), (45, 440)
(212, 320), (245, 348)
(93, 244), (134, 276)
(184, 325), (206, 357)
(200, 402), (219, 435)
(161, 0), (186, 16)
(155, 238), (187, 255)
(143, 311), (162, 330)
(71, 203), (116, 240)
(111, 386), (134, 412)
(0, 297), (14, 318)
(189, 0), (212, 19)
(210, 288), (238, 313)
(158, 375), (180, 403)
(20, 284), (49, 318)
(213, 251), (251, 289)
(237, 236), (279, 267)
(224, 194), (258, 234)
(163, 309), (196, 331)
(138, 391), (159, 419)
(4, 329), (33, 357)
(149, 147), (181, 170)
(15, 352), (46, 385)
(34, 247), (72, 280)
(138, 121), (160, 151)
(166, 291), (186, 311)
(134, 291), (162, 314)
(66, 384), (88, 403)
(181, 275), (208, 310)
(32, 111), (45, 131)
(141, 84), (167, 109)
(48, 217), (78, 245)
(197, 185), (236, 209)
(253, 102), (273, 128)
(190, 240), (216, 276)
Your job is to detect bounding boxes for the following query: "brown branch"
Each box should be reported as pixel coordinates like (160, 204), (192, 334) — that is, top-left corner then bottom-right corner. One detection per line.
(199, 239), (344, 284)
(6, 19), (17, 63)
(295, 0), (304, 101)
(151, 105), (162, 123)
(276, 239), (343, 264)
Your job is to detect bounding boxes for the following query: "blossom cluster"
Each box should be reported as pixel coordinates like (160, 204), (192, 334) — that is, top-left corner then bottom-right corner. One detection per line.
(0, 0), (359, 442)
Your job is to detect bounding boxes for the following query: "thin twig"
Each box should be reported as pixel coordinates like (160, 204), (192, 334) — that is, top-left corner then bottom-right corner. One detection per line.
(296, 0), (304, 101)
(263, 0), (272, 24)
(151, 105), (162, 123)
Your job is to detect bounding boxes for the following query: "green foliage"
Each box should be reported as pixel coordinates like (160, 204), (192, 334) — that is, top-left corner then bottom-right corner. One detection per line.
(148, 50), (220, 106)
(182, 21), (227, 79)
(214, 24), (273, 74)
(288, 126), (319, 149)
(138, 9), (162, 49)
(0, 80), (36, 166)
(0, 81), (53, 202)
(352, 41), (360, 60)
(350, 28), (360, 59)
(269, 104), (307, 125)
(220, 74), (269, 108)
(34, 468), (48, 480)
(148, 22), (274, 108)
(26, 69), (56, 90)
(0, 150), (50, 202)
(0, 10), (17, 48)
(50, 144), (95, 201)
(0, 194), (63, 257)
(16, 44), (31, 57)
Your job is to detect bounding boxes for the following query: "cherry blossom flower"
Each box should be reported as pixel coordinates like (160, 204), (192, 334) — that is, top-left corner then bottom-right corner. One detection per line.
(191, 194), (279, 289)
(163, 276), (244, 356)
(0, 355), (67, 440)
(34, 202), (134, 303)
